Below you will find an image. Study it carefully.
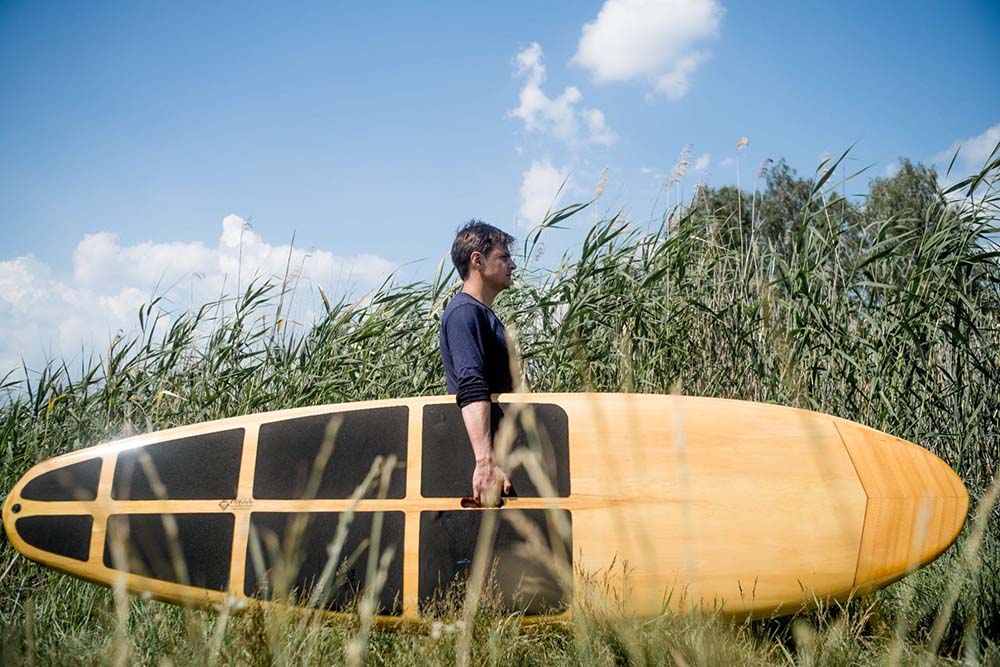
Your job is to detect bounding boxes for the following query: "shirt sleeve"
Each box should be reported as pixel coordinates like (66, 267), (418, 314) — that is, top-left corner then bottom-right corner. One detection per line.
(445, 305), (492, 408)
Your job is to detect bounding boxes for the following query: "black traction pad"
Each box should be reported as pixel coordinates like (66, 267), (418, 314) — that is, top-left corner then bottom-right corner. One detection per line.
(254, 407), (407, 500)
(244, 511), (405, 615)
(112, 430), (244, 500)
(17, 514), (93, 562)
(418, 509), (572, 615)
(421, 403), (570, 497)
(22, 458), (102, 501)
(103, 513), (234, 590)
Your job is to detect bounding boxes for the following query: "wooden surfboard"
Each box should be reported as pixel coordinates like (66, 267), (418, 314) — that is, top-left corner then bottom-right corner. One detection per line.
(1, 394), (969, 623)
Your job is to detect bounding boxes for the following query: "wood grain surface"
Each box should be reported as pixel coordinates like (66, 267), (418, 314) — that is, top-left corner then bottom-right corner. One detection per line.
(1, 394), (969, 623)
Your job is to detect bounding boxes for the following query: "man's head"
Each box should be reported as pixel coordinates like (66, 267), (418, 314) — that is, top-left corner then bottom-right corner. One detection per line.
(451, 220), (516, 289)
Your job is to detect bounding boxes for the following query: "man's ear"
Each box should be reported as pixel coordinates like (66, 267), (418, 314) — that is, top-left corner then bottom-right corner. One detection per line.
(469, 250), (483, 272)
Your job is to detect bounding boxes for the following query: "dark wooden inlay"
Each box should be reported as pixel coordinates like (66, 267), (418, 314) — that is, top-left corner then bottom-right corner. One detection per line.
(17, 515), (93, 562)
(112, 430), (243, 500)
(418, 509), (572, 615)
(244, 511), (405, 615)
(421, 403), (571, 497)
(22, 458), (101, 501)
(254, 407), (407, 500)
(103, 513), (234, 590)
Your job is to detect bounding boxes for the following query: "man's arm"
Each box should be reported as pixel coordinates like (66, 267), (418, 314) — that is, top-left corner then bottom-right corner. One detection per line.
(444, 305), (512, 505)
(461, 400), (512, 506)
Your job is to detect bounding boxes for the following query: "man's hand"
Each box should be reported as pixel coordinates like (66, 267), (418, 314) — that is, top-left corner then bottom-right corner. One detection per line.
(461, 400), (512, 507)
(472, 458), (512, 507)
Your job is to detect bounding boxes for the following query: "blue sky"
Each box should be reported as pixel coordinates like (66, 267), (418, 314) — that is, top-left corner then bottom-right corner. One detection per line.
(1, 0), (999, 373)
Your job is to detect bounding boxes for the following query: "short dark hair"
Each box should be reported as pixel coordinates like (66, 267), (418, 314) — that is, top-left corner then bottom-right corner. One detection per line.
(450, 219), (514, 280)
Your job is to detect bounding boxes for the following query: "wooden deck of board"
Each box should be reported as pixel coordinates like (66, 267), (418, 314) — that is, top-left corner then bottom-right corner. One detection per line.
(2, 394), (969, 623)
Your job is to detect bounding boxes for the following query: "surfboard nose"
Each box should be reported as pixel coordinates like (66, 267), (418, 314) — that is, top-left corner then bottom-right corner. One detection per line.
(3, 456), (104, 563)
(836, 422), (969, 594)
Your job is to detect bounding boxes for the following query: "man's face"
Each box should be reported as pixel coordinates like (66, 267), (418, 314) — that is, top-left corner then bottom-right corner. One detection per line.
(474, 246), (516, 290)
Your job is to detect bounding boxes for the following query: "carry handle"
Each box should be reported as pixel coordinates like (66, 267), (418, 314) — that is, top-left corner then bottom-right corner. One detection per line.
(460, 496), (506, 509)
(459, 481), (516, 509)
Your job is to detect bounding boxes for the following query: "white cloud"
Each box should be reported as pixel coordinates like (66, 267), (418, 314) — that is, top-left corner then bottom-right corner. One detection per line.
(509, 43), (616, 147)
(933, 121), (1000, 172)
(653, 51), (710, 99)
(693, 153), (711, 172)
(572, 0), (724, 98)
(582, 108), (616, 145)
(930, 123), (1000, 211)
(884, 161), (900, 178)
(720, 157), (735, 167)
(0, 216), (396, 375)
(518, 160), (571, 227)
(73, 232), (217, 288)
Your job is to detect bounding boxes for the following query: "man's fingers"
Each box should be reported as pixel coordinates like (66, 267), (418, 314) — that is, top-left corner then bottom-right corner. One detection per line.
(472, 465), (509, 508)
(497, 466), (512, 494)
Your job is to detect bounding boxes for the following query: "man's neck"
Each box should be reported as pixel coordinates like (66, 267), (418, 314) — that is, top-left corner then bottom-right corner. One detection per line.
(461, 277), (499, 309)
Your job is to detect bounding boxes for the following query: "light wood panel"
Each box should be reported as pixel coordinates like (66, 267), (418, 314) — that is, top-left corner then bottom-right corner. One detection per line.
(835, 420), (969, 594)
(1, 394), (969, 623)
(557, 394), (868, 616)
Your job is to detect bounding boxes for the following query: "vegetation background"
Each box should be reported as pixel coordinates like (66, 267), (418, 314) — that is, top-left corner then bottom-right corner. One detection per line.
(1, 145), (998, 665)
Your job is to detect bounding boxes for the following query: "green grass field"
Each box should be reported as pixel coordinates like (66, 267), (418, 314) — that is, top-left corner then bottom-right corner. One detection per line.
(2, 149), (999, 665)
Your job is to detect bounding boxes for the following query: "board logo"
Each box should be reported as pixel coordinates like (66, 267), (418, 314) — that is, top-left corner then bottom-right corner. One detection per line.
(218, 498), (252, 511)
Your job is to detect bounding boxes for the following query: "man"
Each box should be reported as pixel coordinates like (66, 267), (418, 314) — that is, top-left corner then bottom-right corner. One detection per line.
(439, 220), (517, 506)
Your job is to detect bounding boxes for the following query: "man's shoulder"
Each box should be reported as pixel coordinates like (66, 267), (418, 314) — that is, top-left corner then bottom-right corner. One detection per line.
(443, 293), (488, 322)
(444, 296), (502, 341)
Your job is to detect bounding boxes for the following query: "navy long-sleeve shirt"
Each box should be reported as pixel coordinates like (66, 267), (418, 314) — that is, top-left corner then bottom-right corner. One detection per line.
(439, 292), (513, 407)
